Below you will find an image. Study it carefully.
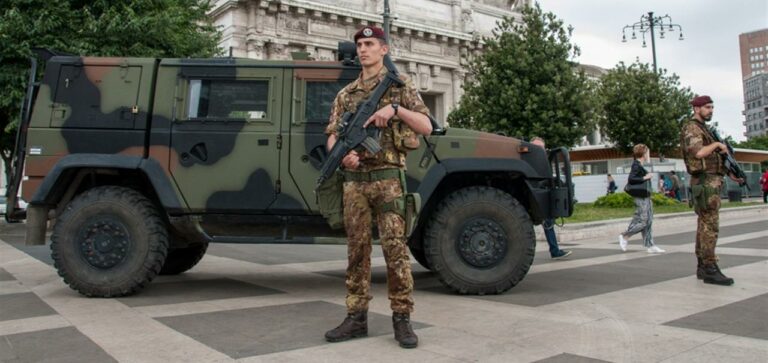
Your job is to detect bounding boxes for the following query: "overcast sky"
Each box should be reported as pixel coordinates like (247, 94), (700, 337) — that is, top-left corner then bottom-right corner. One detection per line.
(540, 0), (768, 141)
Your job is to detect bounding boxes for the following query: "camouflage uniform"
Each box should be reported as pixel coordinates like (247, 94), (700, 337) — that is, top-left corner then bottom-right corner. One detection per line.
(680, 118), (725, 265)
(325, 67), (429, 314)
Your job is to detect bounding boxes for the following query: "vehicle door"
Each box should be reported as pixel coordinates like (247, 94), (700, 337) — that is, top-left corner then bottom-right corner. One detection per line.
(169, 66), (285, 213)
(287, 68), (356, 210)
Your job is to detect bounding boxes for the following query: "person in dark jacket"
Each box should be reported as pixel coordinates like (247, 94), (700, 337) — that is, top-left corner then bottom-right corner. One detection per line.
(531, 137), (571, 259)
(618, 144), (666, 253)
(607, 174), (618, 194)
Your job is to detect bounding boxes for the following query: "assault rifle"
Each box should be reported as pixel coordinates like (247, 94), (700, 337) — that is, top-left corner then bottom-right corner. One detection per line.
(708, 126), (750, 189)
(316, 54), (405, 186)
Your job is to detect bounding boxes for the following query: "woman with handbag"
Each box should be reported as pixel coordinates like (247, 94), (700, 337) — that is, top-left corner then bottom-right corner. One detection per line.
(619, 144), (666, 253)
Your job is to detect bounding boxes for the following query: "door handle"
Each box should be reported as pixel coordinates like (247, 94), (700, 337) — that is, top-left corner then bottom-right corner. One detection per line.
(189, 142), (208, 162)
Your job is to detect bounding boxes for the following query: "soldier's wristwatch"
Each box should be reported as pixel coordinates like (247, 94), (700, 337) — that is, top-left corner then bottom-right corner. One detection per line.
(391, 103), (399, 116)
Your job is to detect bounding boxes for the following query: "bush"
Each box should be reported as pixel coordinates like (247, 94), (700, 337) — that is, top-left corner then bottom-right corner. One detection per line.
(594, 192), (680, 208)
(594, 192), (634, 208)
(650, 192), (680, 206)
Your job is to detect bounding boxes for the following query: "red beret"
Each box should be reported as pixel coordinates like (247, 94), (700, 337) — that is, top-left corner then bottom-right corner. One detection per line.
(354, 26), (387, 43)
(690, 95), (713, 107)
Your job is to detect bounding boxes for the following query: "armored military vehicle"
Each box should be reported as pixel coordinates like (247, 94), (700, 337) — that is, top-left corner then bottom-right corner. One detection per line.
(6, 45), (574, 298)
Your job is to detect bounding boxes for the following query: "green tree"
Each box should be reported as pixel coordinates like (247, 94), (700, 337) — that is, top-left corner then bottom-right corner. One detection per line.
(597, 62), (693, 156)
(735, 135), (768, 150)
(447, 3), (595, 147)
(0, 0), (221, 184)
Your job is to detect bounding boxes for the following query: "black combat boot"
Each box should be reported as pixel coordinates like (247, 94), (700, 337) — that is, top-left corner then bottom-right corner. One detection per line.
(392, 312), (418, 348)
(701, 264), (734, 286)
(325, 312), (368, 342)
(696, 257), (705, 280)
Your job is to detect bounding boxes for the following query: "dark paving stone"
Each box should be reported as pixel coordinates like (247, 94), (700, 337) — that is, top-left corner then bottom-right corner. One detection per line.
(461, 253), (767, 307)
(207, 243), (382, 265)
(653, 220), (768, 246)
(534, 353), (613, 363)
(0, 267), (15, 281)
(0, 292), (57, 322)
(118, 278), (283, 307)
(0, 224), (51, 265)
(0, 327), (116, 363)
(0, 234), (54, 266)
(721, 237), (767, 250)
(664, 293), (768, 340)
(534, 248), (623, 265)
(156, 300), (429, 358)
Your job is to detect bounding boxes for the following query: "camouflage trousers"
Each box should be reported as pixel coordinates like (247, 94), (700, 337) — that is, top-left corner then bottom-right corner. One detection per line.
(694, 175), (723, 265)
(342, 177), (414, 314)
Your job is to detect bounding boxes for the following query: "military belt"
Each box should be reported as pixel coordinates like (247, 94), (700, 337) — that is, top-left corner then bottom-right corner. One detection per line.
(343, 168), (402, 182)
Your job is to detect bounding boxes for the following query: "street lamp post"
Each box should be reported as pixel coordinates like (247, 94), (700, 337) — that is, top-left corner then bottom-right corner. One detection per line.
(621, 12), (684, 73)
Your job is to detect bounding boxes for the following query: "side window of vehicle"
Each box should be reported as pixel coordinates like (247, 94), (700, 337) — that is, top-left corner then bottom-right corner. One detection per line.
(304, 80), (347, 124)
(187, 79), (269, 120)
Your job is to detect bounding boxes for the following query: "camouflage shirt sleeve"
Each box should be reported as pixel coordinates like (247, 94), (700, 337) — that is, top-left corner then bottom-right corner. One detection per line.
(324, 91), (346, 136)
(682, 123), (704, 157)
(399, 76), (430, 116)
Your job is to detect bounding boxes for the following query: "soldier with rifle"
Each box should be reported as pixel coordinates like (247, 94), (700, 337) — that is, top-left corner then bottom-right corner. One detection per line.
(322, 25), (432, 348)
(680, 95), (745, 286)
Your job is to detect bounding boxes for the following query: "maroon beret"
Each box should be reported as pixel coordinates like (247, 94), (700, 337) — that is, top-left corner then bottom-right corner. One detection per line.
(690, 95), (713, 107)
(354, 26), (387, 43)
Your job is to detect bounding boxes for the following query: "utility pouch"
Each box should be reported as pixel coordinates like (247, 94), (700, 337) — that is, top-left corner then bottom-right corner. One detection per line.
(691, 184), (716, 213)
(404, 193), (421, 237)
(315, 171), (345, 230)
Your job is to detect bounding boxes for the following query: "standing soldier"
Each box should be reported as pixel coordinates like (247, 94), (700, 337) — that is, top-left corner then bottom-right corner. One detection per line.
(323, 26), (432, 348)
(680, 95), (743, 286)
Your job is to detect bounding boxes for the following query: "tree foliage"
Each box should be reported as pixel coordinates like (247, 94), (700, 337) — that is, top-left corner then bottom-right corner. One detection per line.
(447, 3), (595, 147)
(0, 0), (221, 181)
(597, 62), (693, 156)
(735, 135), (768, 150)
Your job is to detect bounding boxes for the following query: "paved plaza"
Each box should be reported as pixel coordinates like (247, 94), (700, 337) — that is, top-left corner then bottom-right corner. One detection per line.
(0, 210), (766, 362)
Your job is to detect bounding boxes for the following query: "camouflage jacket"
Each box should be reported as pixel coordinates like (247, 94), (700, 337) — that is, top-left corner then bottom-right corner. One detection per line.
(324, 66), (429, 172)
(680, 118), (725, 176)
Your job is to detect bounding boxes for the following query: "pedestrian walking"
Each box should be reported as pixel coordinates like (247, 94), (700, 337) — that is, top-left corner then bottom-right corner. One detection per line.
(531, 137), (572, 260)
(663, 175), (674, 198)
(760, 168), (768, 204)
(323, 26), (432, 348)
(670, 171), (682, 202)
(618, 144), (666, 253)
(607, 174), (618, 195)
(658, 175), (667, 195)
(681, 95), (744, 286)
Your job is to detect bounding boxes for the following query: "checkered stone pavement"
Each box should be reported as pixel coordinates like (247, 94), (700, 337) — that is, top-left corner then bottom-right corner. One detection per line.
(0, 213), (766, 362)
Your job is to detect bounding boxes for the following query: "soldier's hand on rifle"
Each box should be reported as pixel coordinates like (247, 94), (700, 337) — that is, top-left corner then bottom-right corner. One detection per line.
(342, 150), (360, 170)
(716, 142), (730, 155)
(363, 105), (395, 129)
(728, 173), (744, 184)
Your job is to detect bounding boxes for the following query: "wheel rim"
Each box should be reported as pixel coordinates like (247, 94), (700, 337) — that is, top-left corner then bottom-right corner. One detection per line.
(78, 217), (131, 269)
(456, 217), (508, 268)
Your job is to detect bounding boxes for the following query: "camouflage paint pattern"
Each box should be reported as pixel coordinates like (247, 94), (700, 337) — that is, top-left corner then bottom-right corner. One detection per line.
(19, 52), (563, 239)
(343, 178), (413, 314)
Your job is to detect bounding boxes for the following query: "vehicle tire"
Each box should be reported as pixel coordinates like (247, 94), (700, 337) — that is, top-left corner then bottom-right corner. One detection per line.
(408, 244), (432, 271)
(51, 186), (168, 297)
(423, 186), (535, 295)
(160, 242), (209, 275)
